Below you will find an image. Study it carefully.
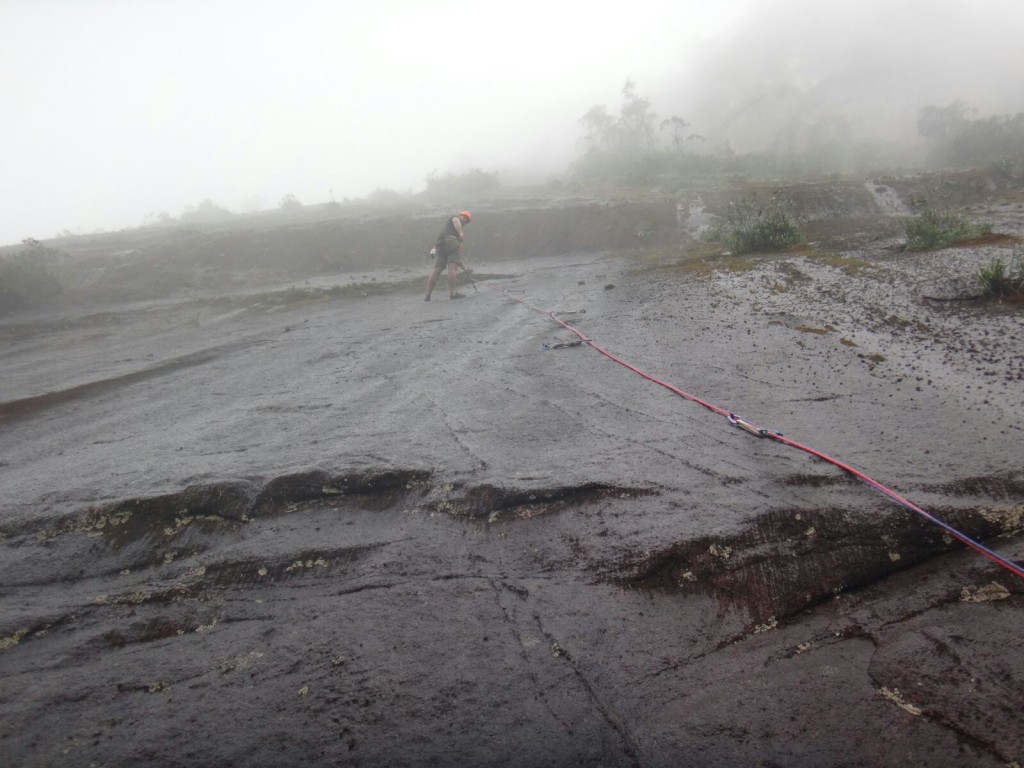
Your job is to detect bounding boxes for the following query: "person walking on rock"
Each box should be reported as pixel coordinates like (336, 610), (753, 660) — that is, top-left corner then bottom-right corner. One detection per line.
(425, 210), (472, 301)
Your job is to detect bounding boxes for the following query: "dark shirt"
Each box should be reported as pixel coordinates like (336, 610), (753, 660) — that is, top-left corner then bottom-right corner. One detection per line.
(439, 214), (461, 239)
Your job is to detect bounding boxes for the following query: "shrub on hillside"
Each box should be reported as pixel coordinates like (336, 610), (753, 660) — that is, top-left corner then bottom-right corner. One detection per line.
(279, 194), (303, 212)
(705, 197), (804, 255)
(919, 102), (1024, 170)
(368, 188), (403, 204)
(424, 169), (499, 200)
(180, 199), (234, 224)
(903, 209), (990, 250)
(0, 238), (67, 313)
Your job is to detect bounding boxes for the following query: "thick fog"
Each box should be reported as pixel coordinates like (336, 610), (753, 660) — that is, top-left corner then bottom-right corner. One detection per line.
(2, 0), (1023, 246)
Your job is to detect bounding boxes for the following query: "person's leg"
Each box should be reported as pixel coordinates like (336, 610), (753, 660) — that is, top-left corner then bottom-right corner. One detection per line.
(425, 266), (443, 300)
(448, 262), (459, 297)
(426, 246), (450, 300)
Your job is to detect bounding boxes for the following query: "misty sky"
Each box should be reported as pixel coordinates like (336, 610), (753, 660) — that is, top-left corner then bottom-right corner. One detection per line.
(3, 0), (1023, 246)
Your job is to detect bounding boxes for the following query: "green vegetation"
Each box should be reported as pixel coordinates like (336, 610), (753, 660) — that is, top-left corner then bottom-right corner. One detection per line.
(569, 88), (1024, 200)
(368, 188), (404, 204)
(279, 194), (303, 212)
(704, 197), (804, 255)
(902, 209), (991, 250)
(0, 239), (67, 313)
(424, 169), (499, 200)
(918, 101), (1024, 172)
(579, 79), (659, 154)
(571, 80), (915, 191)
(180, 198), (234, 224)
(574, 80), (719, 189)
(975, 250), (1024, 299)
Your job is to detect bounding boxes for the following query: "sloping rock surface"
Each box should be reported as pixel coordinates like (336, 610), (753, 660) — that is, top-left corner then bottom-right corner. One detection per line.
(1, 180), (1022, 766)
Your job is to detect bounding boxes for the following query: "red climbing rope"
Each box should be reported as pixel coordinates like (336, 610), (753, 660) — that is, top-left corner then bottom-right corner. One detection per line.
(476, 277), (1024, 582)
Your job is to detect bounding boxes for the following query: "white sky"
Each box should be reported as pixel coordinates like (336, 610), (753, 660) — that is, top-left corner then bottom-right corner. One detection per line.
(2, 0), (1022, 245)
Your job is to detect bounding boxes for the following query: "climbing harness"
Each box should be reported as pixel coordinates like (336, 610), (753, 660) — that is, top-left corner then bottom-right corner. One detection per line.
(471, 276), (1024, 582)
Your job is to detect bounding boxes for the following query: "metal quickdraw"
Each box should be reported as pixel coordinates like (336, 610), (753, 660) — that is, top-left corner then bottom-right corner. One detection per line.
(727, 413), (783, 439)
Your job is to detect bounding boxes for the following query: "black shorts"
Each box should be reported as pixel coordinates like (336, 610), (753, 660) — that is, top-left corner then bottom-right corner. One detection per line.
(433, 235), (460, 268)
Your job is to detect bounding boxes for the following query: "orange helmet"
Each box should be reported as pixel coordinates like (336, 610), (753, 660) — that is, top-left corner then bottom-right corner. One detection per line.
(459, 210), (473, 222)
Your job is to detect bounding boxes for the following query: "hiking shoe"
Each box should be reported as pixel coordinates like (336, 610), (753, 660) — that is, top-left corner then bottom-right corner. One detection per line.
(450, 292), (466, 299)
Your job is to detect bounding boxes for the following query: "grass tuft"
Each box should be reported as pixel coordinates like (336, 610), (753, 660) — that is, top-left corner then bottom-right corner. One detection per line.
(705, 197), (804, 255)
(975, 250), (1024, 299)
(903, 209), (990, 250)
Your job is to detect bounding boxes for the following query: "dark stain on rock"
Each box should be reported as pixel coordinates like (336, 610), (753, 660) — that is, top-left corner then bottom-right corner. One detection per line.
(251, 468), (431, 517)
(0, 345), (248, 425)
(428, 482), (656, 521)
(921, 471), (1024, 499)
(610, 505), (1015, 627)
(780, 473), (859, 488)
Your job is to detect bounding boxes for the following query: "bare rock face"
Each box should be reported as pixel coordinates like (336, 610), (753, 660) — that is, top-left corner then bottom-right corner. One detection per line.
(1, 180), (1022, 766)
